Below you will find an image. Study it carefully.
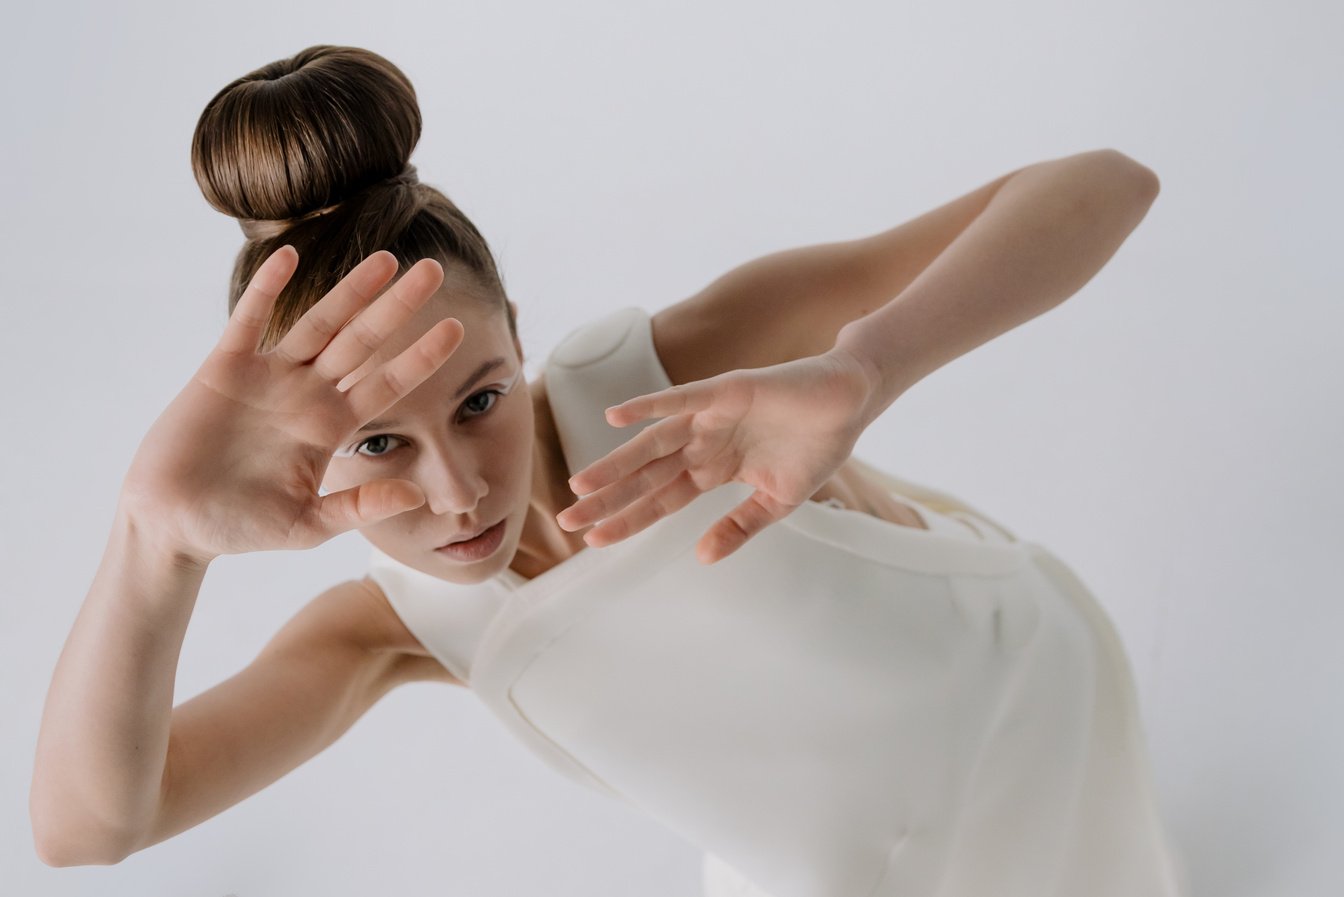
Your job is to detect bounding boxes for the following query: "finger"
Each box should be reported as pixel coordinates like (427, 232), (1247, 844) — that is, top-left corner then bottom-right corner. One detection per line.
(583, 473), (702, 548)
(344, 316), (465, 424)
(557, 449), (688, 532)
(269, 250), (400, 364)
(217, 245), (299, 356)
(315, 478), (427, 539)
(310, 258), (447, 381)
(568, 413), (693, 495)
(694, 492), (793, 564)
(605, 380), (718, 427)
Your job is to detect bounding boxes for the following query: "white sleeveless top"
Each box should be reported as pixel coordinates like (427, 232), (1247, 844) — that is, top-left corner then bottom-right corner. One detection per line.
(366, 307), (1190, 897)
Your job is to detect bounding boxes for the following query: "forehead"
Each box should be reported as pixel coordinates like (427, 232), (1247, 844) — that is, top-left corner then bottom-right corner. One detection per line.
(349, 280), (509, 381)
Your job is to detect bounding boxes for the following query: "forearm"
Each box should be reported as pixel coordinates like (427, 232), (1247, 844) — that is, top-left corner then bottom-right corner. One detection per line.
(832, 151), (1160, 427)
(30, 500), (209, 865)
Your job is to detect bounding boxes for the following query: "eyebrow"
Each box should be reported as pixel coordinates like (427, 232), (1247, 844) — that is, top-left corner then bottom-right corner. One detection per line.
(356, 356), (510, 433)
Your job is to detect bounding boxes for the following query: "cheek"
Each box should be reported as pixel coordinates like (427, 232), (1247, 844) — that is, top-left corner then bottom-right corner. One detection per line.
(493, 416), (534, 490)
(321, 462), (354, 492)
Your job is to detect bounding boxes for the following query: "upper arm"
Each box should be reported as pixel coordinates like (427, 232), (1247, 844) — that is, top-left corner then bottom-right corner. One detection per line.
(650, 164), (1025, 384)
(650, 150), (1152, 382)
(125, 579), (419, 858)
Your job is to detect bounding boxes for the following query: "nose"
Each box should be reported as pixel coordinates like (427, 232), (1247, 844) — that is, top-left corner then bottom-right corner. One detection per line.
(414, 442), (488, 517)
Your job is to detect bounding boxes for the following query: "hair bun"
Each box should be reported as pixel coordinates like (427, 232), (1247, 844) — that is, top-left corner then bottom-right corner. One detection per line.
(190, 45), (422, 238)
(235, 163), (421, 241)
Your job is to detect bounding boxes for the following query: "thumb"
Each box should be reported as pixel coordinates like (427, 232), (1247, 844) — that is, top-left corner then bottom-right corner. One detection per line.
(316, 479), (426, 538)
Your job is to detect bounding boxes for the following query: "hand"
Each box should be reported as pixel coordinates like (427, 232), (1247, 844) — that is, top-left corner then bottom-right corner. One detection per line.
(119, 245), (465, 564)
(555, 348), (878, 564)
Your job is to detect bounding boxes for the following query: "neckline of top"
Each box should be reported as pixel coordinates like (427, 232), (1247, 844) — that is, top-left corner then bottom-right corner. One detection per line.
(492, 485), (1026, 602)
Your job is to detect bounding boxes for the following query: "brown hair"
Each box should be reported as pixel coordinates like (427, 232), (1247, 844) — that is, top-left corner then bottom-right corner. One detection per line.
(190, 44), (515, 351)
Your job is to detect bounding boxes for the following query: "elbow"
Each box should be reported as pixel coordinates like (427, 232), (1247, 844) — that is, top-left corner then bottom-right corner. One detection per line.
(33, 829), (66, 868)
(30, 775), (140, 866)
(1096, 148), (1161, 201)
(1127, 160), (1161, 202)
(34, 835), (79, 868)
(31, 810), (133, 867)
(34, 829), (130, 867)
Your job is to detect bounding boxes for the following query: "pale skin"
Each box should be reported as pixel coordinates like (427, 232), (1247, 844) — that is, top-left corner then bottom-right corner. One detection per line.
(31, 148), (1158, 865)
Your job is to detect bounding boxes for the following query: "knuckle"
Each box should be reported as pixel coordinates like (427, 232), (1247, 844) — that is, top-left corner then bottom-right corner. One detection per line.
(307, 313), (340, 340)
(380, 364), (406, 396)
(347, 316), (383, 352)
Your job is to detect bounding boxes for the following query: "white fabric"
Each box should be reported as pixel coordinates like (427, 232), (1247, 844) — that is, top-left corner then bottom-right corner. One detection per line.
(366, 306), (1191, 897)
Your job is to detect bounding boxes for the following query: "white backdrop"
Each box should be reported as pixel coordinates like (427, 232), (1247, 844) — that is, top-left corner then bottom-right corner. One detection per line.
(3, 1), (1340, 895)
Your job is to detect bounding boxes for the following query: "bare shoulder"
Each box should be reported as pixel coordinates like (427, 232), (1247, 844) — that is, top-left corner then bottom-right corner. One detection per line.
(345, 576), (466, 688)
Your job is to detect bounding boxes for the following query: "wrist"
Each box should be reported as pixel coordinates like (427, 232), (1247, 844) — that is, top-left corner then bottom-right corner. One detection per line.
(112, 496), (216, 573)
(829, 320), (912, 428)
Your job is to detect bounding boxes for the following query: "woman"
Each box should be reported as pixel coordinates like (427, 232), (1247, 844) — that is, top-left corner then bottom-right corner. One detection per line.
(31, 44), (1187, 897)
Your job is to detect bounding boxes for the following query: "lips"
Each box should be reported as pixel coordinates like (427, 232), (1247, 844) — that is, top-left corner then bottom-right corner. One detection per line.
(434, 517), (507, 562)
(442, 519), (497, 546)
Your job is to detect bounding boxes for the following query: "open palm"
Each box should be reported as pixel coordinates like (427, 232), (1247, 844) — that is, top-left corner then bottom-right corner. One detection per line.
(556, 348), (878, 564)
(119, 246), (464, 562)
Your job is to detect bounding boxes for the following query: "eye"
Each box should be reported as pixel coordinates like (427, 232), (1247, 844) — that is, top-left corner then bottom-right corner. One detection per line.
(352, 434), (406, 459)
(347, 388), (507, 460)
(459, 387), (505, 421)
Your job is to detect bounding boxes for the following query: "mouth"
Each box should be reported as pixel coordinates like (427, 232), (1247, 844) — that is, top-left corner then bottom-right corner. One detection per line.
(433, 517), (507, 561)
(441, 520), (496, 546)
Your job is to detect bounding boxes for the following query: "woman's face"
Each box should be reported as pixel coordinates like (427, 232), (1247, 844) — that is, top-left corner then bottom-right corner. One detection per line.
(320, 278), (534, 584)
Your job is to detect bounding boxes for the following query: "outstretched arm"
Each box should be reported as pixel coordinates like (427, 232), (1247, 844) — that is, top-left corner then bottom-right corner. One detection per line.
(833, 148), (1161, 428)
(558, 150), (1159, 564)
